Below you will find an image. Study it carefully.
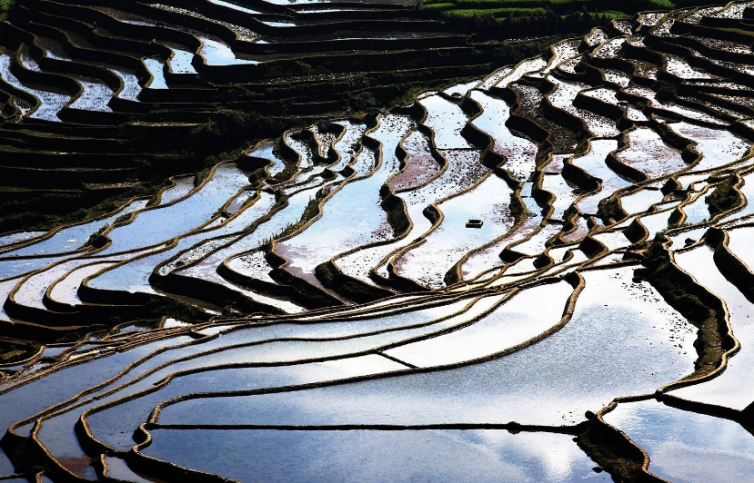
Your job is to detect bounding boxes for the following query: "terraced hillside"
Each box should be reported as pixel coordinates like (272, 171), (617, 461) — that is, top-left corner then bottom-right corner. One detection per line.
(4, 1), (754, 482)
(0, 0), (556, 235)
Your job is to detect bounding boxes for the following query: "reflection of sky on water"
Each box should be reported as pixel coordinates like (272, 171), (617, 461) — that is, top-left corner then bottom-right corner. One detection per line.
(101, 164), (250, 254)
(145, 429), (608, 483)
(672, 245), (754, 410)
(385, 282), (570, 367)
(605, 400), (754, 483)
(157, 268), (696, 428)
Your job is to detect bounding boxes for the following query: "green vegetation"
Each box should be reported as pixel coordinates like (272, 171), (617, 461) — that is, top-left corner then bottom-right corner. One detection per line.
(0, 181), (159, 235)
(277, 192), (327, 240)
(0, 0), (14, 20)
(0, 340), (38, 364)
(269, 161), (300, 185)
(600, 10), (636, 18)
(666, 221), (694, 231)
(423, 5), (618, 36)
(113, 213), (132, 225)
(143, 296), (210, 322)
(421, 0), (676, 13)
(84, 224), (110, 249)
(438, 7), (546, 19)
(598, 197), (624, 222)
(706, 180), (742, 217)
(419, 0), (681, 33)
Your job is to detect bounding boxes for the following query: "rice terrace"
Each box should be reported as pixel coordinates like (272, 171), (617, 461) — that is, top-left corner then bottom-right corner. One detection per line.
(3, 0), (754, 480)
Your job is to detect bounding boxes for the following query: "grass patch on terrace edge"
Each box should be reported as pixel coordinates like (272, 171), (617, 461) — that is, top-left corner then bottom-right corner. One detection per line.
(275, 191), (328, 241)
(420, 2), (455, 9)
(84, 223), (110, 249)
(144, 296), (210, 322)
(420, 0), (676, 26)
(0, 0), (14, 20)
(440, 7), (546, 18)
(428, 7), (626, 38)
(599, 9), (632, 19)
(0, 340), (38, 364)
(422, 0), (674, 9)
(705, 179), (742, 217)
(719, 27), (754, 39)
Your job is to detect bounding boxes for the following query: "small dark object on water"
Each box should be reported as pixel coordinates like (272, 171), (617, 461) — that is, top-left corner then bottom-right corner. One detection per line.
(466, 219), (483, 228)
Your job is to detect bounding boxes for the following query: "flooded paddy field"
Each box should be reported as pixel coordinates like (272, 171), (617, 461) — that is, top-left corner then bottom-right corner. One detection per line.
(3, 1), (754, 482)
